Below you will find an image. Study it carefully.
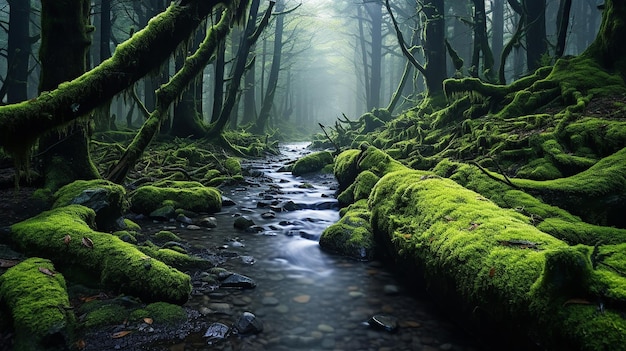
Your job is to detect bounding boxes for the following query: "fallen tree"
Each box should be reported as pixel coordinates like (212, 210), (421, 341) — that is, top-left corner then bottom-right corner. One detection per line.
(328, 145), (626, 350)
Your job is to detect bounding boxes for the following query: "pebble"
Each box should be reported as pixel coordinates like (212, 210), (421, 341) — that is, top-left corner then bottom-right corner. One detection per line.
(261, 297), (280, 306)
(293, 295), (311, 303)
(317, 324), (334, 333)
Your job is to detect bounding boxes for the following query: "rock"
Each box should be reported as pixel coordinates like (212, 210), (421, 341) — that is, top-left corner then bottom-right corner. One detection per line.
(149, 205), (176, 221)
(198, 216), (218, 228)
(203, 322), (230, 344)
(383, 284), (399, 295)
(234, 216), (255, 230)
(220, 273), (257, 289)
(176, 213), (193, 224)
(261, 211), (276, 219)
(233, 311), (263, 335)
(222, 196), (236, 206)
(246, 225), (265, 233)
(271, 200), (299, 212)
(367, 314), (398, 333)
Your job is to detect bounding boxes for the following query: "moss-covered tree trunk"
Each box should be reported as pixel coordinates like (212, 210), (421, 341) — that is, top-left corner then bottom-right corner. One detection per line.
(38, 0), (100, 191)
(583, 0), (626, 79)
(0, 1), (245, 154)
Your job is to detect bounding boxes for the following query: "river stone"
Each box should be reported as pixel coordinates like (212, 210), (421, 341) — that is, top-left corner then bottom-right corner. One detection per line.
(261, 211), (276, 219)
(176, 213), (193, 224)
(204, 322), (230, 343)
(149, 205), (176, 221)
(220, 273), (257, 289)
(233, 311), (263, 335)
(222, 196), (236, 206)
(198, 216), (218, 228)
(367, 314), (398, 333)
(234, 216), (255, 229)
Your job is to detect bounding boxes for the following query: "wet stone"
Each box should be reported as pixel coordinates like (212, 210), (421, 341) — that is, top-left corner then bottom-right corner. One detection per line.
(204, 322), (230, 344)
(368, 315), (399, 333)
(383, 284), (400, 295)
(176, 213), (193, 224)
(233, 311), (264, 335)
(149, 205), (176, 221)
(222, 196), (236, 206)
(198, 216), (217, 228)
(261, 296), (280, 306)
(261, 211), (276, 219)
(220, 273), (257, 289)
(246, 225), (265, 233)
(185, 224), (202, 230)
(234, 216), (255, 229)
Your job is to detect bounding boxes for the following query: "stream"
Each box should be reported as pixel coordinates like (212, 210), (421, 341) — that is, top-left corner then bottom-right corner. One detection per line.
(140, 143), (483, 351)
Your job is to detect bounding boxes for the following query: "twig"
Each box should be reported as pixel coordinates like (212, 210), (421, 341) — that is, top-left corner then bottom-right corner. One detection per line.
(319, 123), (340, 154)
(471, 159), (519, 189)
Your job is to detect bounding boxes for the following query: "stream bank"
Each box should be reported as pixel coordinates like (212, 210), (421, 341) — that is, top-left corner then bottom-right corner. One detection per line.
(87, 143), (483, 351)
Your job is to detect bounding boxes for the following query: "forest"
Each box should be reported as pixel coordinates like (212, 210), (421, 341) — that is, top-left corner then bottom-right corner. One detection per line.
(0, 0), (625, 350)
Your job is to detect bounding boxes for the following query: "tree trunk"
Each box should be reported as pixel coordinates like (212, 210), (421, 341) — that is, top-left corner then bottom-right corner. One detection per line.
(357, 5), (370, 109)
(211, 35), (226, 123)
(255, 0), (285, 134)
(207, 0), (274, 137)
(524, 0), (547, 71)
(583, 0), (626, 79)
(38, 0), (100, 191)
(470, 0), (494, 80)
(94, 0), (114, 132)
(365, 0), (382, 109)
(422, 0), (446, 94)
(491, 0), (504, 77)
(5, 0), (31, 104)
(555, 0), (572, 58)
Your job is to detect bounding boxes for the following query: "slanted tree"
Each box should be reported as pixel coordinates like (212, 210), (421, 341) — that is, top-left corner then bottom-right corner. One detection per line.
(0, 1), (249, 185)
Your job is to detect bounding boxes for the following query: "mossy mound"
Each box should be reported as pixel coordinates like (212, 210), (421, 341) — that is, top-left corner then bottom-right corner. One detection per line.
(10, 205), (191, 304)
(129, 180), (221, 215)
(53, 179), (128, 231)
(319, 199), (375, 260)
(333, 145), (626, 350)
(291, 150), (334, 176)
(0, 257), (74, 351)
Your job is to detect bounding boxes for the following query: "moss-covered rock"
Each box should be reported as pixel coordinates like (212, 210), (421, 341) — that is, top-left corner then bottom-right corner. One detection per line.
(319, 199), (375, 260)
(53, 179), (128, 232)
(10, 205), (191, 304)
(291, 150), (334, 177)
(129, 180), (221, 215)
(0, 257), (74, 351)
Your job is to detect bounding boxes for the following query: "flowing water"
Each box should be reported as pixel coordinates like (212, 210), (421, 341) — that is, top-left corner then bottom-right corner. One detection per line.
(156, 143), (483, 351)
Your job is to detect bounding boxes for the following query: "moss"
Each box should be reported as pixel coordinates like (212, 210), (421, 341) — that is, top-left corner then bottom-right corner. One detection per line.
(112, 230), (138, 243)
(124, 218), (141, 231)
(128, 302), (186, 325)
(129, 181), (221, 214)
(223, 157), (241, 175)
(10, 205), (192, 304)
(0, 257), (74, 351)
(352, 170), (380, 202)
(319, 200), (375, 260)
(53, 179), (128, 231)
(356, 147), (626, 350)
(81, 303), (128, 329)
(153, 230), (181, 242)
(333, 149), (360, 190)
(291, 151), (334, 177)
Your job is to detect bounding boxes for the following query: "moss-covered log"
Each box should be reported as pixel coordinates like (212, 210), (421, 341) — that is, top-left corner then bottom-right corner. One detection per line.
(0, 0), (247, 155)
(10, 205), (191, 304)
(334, 145), (626, 350)
(0, 258), (74, 351)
